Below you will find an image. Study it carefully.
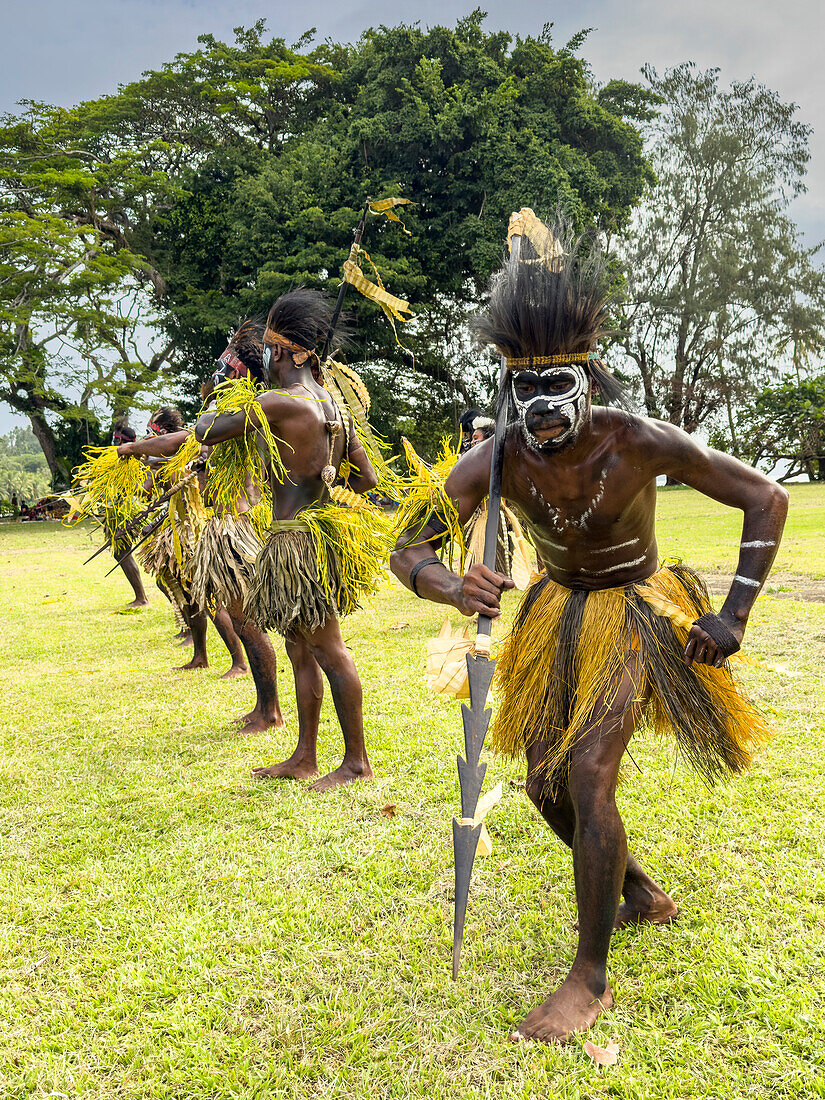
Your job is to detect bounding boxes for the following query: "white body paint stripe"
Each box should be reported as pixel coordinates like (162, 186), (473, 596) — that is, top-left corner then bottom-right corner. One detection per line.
(593, 538), (640, 554)
(584, 555), (647, 576)
(733, 574), (760, 588)
(741, 540), (776, 549)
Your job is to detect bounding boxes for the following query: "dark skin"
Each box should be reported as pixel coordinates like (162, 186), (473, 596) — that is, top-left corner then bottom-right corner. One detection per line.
(195, 344), (378, 792)
(117, 431), (260, 690)
(111, 432), (149, 608)
(391, 386), (788, 1044)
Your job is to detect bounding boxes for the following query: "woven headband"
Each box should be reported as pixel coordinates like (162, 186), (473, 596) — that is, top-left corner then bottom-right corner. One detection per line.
(263, 328), (318, 367)
(505, 351), (598, 369)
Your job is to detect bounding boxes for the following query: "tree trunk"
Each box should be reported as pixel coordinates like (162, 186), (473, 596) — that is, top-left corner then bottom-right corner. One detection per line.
(28, 411), (67, 489)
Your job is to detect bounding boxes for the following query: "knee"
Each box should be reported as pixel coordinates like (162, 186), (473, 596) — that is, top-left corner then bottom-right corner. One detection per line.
(567, 759), (617, 820)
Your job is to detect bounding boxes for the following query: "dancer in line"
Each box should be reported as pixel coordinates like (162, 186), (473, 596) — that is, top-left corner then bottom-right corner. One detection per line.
(196, 290), (390, 791)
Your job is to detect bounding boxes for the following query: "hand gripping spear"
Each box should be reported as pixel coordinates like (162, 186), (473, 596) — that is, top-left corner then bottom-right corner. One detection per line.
(451, 216), (523, 980)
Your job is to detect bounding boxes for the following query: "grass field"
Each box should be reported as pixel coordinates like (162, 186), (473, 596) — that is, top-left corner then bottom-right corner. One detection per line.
(0, 485), (823, 1099)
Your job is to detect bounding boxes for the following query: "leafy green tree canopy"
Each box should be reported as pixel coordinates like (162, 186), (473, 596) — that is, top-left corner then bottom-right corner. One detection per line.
(614, 63), (825, 446)
(1, 13), (655, 466)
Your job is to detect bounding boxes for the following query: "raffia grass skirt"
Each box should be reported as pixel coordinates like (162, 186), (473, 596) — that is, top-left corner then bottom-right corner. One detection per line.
(245, 529), (342, 636)
(189, 513), (261, 612)
(245, 505), (390, 636)
(491, 563), (770, 793)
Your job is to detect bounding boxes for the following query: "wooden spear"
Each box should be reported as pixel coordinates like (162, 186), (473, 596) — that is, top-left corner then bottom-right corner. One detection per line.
(452, 218), (523, 980)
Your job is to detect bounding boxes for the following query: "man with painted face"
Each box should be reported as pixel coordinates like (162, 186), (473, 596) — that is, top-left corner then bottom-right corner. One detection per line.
(391, 214), (787, 1044)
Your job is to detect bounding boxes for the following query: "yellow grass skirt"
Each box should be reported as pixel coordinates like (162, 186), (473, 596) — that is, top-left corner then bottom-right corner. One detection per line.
(491, 563), (770, 792)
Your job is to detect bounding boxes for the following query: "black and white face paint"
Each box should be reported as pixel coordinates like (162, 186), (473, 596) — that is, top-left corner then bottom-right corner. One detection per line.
(511, 365), (589, 450)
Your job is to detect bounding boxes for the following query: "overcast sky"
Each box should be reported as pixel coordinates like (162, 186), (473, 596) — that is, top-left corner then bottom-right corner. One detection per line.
(3, 0), (824, 432)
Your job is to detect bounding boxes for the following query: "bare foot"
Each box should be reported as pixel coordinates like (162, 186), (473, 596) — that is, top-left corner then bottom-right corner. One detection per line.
(236, 711), (285, 736)
(615, 889), (678, 929)
(233, 710), (258, 726)
(174, 656), (208, 671)
(309, 759), (373, 793)
(219, 665), (249, 680)
(177, 633), (194, 647)
(510, 974), (613, 1044)
(128, 598), (150, 609)
(252, 754), (319, 781)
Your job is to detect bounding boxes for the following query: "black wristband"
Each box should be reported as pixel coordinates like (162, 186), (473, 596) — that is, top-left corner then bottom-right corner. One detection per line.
(693, 613), (741, 657)
(409, 556), (442, 598)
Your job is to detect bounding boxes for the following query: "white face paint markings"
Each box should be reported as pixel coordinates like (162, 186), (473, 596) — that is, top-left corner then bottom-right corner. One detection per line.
(741, 540), (776, 549)
(733, 574), (761, 588)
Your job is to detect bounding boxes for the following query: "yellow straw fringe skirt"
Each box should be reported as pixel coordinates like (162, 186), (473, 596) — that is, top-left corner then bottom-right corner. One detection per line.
(491, 563), (770, 792)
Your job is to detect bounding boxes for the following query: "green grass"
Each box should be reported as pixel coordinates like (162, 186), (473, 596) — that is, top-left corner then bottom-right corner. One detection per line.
(0, 488), (823, 1099)
(657, 483), (825, 577)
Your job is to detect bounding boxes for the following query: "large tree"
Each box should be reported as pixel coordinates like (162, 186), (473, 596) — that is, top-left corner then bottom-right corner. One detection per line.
(613, 63), (825, 443)
(726, 374), (825, 482)
(1, 14), (655, 464)
(125, 16), (656, 437)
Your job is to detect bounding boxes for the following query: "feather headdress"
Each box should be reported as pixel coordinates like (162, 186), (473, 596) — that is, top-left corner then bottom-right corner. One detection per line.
(474, 210), (629, 409)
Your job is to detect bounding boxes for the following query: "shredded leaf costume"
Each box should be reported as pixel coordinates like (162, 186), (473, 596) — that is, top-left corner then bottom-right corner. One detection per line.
(394, 437), (467, 570)
(492, 563), (770, 794)
(215, 366), (395, 636)
(137, 436), (208, 600)
(67, 447), (154, 541)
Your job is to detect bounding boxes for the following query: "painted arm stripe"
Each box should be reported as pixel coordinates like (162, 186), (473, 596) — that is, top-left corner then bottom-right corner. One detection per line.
(740, 540), (776, 549)
(733, 574), (760, 588)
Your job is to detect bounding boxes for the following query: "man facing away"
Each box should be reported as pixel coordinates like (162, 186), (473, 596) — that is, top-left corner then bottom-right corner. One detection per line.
(391, 216), (787, 1044)
(109, 422), (149, 608)
(196, 289), (382, 792)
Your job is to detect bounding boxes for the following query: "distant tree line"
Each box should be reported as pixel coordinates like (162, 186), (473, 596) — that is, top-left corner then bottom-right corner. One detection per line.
(1, 13), (823, 483)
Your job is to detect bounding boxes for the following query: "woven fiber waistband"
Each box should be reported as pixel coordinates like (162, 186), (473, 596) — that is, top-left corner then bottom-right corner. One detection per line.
(269, 517), (312, 534)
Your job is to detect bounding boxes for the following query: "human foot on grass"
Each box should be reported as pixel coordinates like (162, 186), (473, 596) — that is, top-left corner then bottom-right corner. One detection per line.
(252, 752), (318, 781)
(615, 885), (677, 929)
(174, 656), (208, 671)
(127, 597), (150, 609)
(309, 758), (373, 793)
(237, 710), (284, 736)
(510, 972), (612, 1045)
(219, 664), (248, 681)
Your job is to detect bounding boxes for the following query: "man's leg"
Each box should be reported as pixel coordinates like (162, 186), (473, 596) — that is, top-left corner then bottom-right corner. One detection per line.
(174, 604), (209, 670)
(226, 597), (283, 734)
(526, 759), (677, 930)
(306, 617), (372, 792)
(253, 632), (322, 781)
(513, 663), (653, 1044)
(255, 616), (372, 791)
(210, 607), (248, 680)
(118, 550), (149, 607)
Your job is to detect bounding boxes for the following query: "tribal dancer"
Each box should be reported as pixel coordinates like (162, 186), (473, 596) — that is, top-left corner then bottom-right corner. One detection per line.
(109, 422), (149, 608)
(116, 408), (249, 679)
(391, 214), (787, 1044)
(196, 289), (388, 791)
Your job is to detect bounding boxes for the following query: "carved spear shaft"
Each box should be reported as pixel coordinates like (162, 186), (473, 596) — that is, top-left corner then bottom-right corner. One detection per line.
(452, 224), (523, 980)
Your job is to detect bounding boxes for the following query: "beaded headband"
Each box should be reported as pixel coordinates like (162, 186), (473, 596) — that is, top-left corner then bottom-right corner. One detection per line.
(505, 351), (598, 370)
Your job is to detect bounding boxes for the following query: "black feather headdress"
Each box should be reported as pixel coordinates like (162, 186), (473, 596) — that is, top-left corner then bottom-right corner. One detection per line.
(474, 211), (628, 409)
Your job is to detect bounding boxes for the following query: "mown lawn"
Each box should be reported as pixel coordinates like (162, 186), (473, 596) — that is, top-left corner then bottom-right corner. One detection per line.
(0, 485), (822, 1099)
